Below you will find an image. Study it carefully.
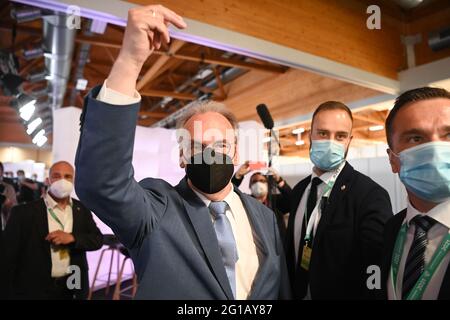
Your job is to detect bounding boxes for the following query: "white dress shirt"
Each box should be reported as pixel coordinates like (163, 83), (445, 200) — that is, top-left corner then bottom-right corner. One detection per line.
(293, 161), (346, 262)
(45, 192), (74, 278)
(193, 187), (260, 300)
(96, 81), (260, 300)
(387, 199), (450, 300)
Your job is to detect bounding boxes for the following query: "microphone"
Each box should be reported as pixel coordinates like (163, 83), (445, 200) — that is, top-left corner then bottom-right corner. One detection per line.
(256, 104), (274, 129)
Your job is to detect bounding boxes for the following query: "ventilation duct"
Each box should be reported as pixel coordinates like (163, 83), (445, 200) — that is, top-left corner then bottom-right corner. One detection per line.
(42, 13), (76, 109)
(429, 26), (450, 52)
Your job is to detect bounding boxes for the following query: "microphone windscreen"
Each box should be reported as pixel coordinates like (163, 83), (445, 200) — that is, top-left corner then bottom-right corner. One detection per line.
(256, 104), (274, 129)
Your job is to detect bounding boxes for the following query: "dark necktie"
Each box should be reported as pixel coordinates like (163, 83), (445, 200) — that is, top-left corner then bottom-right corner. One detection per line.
(402, 215), (436, 299)
(303, 177), (323, 244)
(209, 201), (238, 298)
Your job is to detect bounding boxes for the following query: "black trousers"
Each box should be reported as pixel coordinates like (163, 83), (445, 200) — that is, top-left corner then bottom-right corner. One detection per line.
(46, 276), (76, 300)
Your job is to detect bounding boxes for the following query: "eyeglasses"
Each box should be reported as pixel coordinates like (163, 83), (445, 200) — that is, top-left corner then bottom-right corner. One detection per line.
(182, 140), (236, 159)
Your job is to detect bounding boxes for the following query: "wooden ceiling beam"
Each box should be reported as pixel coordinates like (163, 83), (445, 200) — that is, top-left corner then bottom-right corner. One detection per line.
(352, 114), (385, 126)
(140, 89), (196, 100)
(137, 39), (185, 90)
(76, 35), (285, 73)
(138, 111), (169, 119)
(171, 52), (286, 73)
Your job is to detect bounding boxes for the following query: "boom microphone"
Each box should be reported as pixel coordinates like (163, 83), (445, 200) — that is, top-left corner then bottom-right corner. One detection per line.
(256, 104), (274, 129)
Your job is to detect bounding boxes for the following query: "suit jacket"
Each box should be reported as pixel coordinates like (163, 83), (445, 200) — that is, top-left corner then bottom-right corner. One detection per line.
(231, 175), (291, 242)
(285, 162), (393, 299)
(381, 209), (450, 300)
(74, 86), (291, 300)
(1, 198), (103, 299)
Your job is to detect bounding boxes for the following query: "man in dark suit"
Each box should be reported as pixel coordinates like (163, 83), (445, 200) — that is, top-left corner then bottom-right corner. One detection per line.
(1, 161), (103, 299)
(382, 87), (450, 300)
(74, 4), (290, 300)
(285, 101), (393, 299)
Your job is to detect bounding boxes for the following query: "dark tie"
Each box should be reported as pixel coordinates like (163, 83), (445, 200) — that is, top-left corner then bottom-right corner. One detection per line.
(402, 215), (436, 299)
(209, 201), (239, 298)
(303, 177), (323, 244)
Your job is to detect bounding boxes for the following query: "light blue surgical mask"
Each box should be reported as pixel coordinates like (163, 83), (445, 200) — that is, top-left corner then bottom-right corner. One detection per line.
(394, 141), (450, 203)
(310, 140), (346, 171)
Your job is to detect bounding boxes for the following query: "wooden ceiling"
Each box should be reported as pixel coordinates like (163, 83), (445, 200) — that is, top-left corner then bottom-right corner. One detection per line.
(1, 0), (449, 157)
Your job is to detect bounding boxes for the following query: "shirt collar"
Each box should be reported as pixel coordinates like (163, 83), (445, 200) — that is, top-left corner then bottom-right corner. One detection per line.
(191, 184), (236, 211)
(45, 192), (72, 210)
(312, 160), (346, 185)
(406, 198), (450, 229)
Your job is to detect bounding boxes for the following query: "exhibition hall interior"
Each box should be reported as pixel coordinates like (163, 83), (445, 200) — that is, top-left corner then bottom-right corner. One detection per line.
(0, 0), (449, 301)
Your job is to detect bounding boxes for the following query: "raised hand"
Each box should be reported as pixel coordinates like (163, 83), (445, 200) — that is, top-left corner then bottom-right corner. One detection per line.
(107, 5), (187, 96)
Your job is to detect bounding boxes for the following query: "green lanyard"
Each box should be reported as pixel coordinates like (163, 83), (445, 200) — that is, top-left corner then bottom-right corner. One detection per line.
(391, 222), (450, 300)
(47, 207), (65, 230)
(45, 197), (71, 231)
(303, 165), (342, 243)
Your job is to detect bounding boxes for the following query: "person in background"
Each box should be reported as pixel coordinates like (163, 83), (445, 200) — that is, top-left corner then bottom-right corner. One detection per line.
(31, 173), (46, 199)
(382, 87), (450, 300)
(16, 170), (39, 204)
(285, 101), (393, 299)
(1, 161), (103, 299)
(232, 161), (291, 241)
(0, 162), (17, 230)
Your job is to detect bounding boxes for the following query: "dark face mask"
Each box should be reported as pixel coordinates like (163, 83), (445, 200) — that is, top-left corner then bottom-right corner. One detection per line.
(186, 148), (234, 194)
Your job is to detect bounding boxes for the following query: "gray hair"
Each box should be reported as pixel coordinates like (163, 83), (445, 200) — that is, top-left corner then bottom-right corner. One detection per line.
(175, 100), (238, 132)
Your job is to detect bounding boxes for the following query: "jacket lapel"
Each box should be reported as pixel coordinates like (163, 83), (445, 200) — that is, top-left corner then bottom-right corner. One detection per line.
(34, 199), (52, 270)
(71, 200), (82, 235)
(382, 210), (406, 298)
(285, 176), (311, 278)
(175, 177), (234, 300)
(313, 162), (352, 246)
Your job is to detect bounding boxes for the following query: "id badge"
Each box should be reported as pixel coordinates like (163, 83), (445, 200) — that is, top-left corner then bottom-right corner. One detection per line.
(300, 245), (312, 271)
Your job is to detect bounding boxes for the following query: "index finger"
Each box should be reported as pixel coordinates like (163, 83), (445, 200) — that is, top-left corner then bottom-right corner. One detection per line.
(155, 5), (187, 29)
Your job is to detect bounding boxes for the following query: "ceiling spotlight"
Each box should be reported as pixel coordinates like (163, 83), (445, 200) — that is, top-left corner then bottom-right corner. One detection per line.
(12, 93), (36, 121)
(292, 128), (305, 135)
(22, 47), (44, 61)
(26, 117), (43, 135)
(30, 86), (48, 98)
(369, 125), (384, 132)
(27, 69), (47, 83)
(11, 7), (42, 23)
(295, 140), (305, 146)
(32, 129), (47, 147)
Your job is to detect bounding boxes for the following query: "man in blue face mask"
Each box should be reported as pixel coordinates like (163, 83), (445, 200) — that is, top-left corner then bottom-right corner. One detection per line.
(382, 87), (450, 300)
(285, 101), (393, 300)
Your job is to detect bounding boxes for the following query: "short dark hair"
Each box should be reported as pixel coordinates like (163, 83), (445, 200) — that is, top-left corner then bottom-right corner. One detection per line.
(385, 87), (450, 148)
(311, 101), (353, 131)
(0, 162), (3, 173)
(248, 172), (267, 188)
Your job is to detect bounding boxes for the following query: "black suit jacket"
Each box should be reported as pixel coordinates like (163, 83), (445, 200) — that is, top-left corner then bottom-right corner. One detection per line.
(1, 198), (103, 299)
(285, 162), (393, 299)
(381, 209), (450, 300)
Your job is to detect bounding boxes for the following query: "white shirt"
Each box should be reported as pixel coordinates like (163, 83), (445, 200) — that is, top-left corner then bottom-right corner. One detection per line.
(45, 193), (73, 278)
(293, 161), (346, 262)
(96, 81), (260, 300)
(387, 199), (450, 300)
(193, 187), (260, 300)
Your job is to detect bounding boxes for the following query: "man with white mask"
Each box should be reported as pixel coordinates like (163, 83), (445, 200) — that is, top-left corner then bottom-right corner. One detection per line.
(382, 87), (450, 300)
(285, 101), (393, 300)
(1, 161), (103, 300)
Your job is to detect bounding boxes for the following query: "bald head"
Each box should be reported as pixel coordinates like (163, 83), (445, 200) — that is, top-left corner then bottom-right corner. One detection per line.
(48, 161), (74, 184)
